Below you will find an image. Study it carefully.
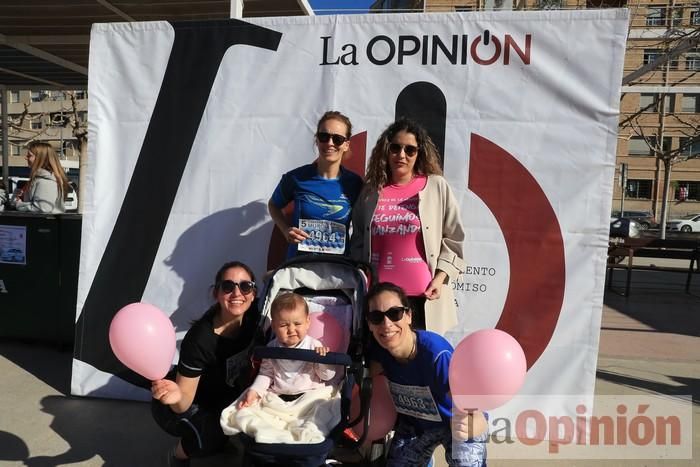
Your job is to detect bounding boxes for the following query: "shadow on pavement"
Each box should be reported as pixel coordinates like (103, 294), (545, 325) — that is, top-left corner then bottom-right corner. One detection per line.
(596, 369), (699, 404)
(19, 394), (172, 466)
(0, 430), (29, 463)
(603, 272), (700, 338)
(0, 340), (73, 395)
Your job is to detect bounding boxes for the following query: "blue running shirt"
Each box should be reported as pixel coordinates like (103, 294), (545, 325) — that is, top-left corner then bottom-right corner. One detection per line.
(270, 163), (363, 258)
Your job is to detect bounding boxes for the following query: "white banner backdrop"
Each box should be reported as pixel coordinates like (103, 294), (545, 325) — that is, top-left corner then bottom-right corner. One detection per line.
(73, 10), (629, 423)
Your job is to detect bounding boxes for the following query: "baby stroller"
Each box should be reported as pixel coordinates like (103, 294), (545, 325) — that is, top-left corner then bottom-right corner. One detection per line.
(229, 255), (377, 467)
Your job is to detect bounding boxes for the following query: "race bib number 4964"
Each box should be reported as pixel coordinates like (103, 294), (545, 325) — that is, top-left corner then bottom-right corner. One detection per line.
(298, 219), (346, 254)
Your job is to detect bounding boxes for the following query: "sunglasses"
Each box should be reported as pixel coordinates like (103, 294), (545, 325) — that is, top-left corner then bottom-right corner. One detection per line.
(366, 306), (409, 325)
(389, 143), (419, 157)
(218, 280), (256, 295)
(317, 131), (348, 146)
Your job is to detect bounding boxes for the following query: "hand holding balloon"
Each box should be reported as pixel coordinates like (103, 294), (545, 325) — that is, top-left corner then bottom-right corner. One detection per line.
(109, 302), (176, 381)
(451, 406), (488, 440)
(151, 379), (182, 405)
(448, 329), (526, 411)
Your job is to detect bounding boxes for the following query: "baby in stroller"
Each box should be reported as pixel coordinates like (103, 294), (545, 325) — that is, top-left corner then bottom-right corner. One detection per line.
(220, 292), (342, 444)
(221, 256), (370, 466)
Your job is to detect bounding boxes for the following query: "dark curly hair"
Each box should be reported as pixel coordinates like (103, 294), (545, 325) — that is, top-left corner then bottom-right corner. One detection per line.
(364, 118), (442, 191)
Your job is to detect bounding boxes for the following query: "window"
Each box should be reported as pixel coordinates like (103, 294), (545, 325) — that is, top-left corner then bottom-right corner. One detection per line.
(671, 7), (683, 26)
(30, 91), (43, 102)
(681, 94), (700, 112)
(625, 179), (653, 199)
(686, 50), (700, 71)
(679, 137), (700, 157)
(650, 136), (672, 152)
(587, 0), (625, 8)
(78, 111), (87, 122)
(454, 5), (474, 11)
(629, 136), (671, 155)
(62, 140), (77, 157)
(46, 91), (65, 101)
(643, 49), (678, 69)
(646, 7), (666, 26)
(691, 9), (700, 25)
(628, 137), (651, 155)
(74, 90), (87, 99)
(50, 112), (69, 127)
(10, 144), (21, 156)
(31, 120), (42, 130)
(674, 181), (700, 200)
(9, 91), (20, 103)
(538, 0), (563, 9)
(639, 93), (674, 113)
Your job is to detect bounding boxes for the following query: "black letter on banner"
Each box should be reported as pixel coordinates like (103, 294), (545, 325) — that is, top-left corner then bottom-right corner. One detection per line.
(395, 82), (446, 170)
(74, 20), (282, 388)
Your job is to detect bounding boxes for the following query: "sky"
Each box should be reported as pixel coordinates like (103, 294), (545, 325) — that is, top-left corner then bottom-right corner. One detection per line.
(309, 0), (375, 15)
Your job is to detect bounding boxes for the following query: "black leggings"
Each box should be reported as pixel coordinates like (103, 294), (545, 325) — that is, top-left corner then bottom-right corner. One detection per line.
(151, 399), (228, 458)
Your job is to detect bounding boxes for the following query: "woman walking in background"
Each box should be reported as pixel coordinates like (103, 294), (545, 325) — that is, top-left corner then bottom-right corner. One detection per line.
(13, 142), (69, 213)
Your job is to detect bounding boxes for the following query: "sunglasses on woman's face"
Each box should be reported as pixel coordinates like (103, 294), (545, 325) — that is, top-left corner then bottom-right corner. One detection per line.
(317, 131), (348, 146)
(219, 280), (256, 295)
(366, 306), (409, 325)
(389, 143), (419, 157)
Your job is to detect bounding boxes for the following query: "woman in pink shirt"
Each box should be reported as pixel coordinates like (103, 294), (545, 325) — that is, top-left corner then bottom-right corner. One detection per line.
(351, 119), (465, 334)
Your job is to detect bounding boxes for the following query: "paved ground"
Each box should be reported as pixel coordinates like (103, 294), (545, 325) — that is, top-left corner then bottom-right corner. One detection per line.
(0, 266), (698, 466)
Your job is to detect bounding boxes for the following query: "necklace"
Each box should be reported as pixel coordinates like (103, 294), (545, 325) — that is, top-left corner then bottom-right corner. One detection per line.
(397, 332), (417, 363)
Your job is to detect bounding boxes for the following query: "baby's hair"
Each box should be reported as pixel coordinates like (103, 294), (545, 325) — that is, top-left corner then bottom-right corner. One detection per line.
(270, 292), (309, 320)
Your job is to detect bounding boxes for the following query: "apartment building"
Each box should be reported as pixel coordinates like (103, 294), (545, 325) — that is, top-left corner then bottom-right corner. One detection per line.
(4, 89), (86, 181)
(374, 0), (700, 220)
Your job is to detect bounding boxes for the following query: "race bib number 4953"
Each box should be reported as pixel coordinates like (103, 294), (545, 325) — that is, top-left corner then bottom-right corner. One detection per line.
(389, 381), (442, 422)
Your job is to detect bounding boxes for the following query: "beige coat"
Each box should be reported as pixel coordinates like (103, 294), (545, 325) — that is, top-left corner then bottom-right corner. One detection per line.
(350, 175), (465, 334)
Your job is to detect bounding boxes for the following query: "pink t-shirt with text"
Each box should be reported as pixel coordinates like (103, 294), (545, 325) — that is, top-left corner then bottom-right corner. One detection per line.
(371, 176), (432, 296)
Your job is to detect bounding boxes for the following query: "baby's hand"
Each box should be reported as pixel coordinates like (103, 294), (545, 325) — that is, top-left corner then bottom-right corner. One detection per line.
(314, 346), (330, 356)
(238, 389), (261, 408)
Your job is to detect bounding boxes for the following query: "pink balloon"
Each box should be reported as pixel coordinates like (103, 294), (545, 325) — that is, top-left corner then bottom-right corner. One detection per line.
(449, 329), (526, 411)
(349, 375), (397, 443)
(109, 302), (176, 381)
(307, 312), (344, 352)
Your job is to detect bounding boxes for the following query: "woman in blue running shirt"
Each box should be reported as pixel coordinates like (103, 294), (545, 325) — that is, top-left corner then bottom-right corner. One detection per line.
(268, 110), (363, 258)
(366, 282), (488, 467)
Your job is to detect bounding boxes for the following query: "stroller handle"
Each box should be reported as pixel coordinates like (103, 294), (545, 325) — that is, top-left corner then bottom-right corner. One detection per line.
(253, 346), (354, 367)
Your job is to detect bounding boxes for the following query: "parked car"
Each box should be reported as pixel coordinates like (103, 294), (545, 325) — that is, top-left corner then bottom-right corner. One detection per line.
(610, 210), (656, 230)
(610, 217), (641, 238)
(0, 248), (25, 263)
(65, 182), (78, 212)
(665, 214), (700, 233)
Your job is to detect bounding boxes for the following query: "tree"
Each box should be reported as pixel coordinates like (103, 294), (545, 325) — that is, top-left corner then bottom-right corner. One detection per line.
(7, 90), (87, 211)
(619, 13), (700, 238)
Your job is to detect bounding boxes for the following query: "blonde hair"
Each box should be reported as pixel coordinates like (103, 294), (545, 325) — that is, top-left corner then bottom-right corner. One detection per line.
(317, 110), (352, 138)
(270, 292), (309, 320)
(364, 118), (442, 191)
(26, 142), (70, 198)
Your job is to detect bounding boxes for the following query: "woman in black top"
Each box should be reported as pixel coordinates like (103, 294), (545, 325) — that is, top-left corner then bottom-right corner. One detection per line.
(151, 261), (260, 466)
